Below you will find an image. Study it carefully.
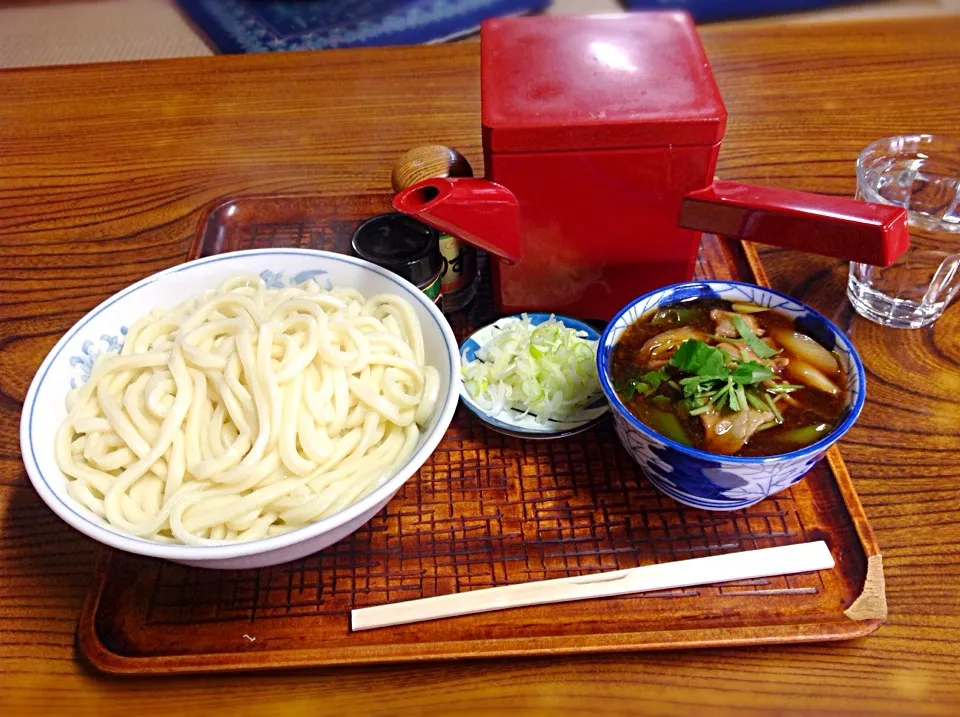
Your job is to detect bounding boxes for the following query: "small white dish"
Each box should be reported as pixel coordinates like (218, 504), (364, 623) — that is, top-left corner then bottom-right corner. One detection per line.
(459, 313), (609, 440)
(20, 248), (461, 569)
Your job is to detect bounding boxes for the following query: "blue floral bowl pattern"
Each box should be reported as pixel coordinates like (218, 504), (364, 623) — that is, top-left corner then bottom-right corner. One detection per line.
(597, 281), (866, 511)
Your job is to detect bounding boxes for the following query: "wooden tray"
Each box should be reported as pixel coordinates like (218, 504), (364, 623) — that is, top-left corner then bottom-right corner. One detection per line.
(77, 193), (886, 675)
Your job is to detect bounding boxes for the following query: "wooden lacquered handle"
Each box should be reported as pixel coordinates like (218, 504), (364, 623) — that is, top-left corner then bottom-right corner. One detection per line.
(679, 180), (911, 266)
(351, 541), (835, 631)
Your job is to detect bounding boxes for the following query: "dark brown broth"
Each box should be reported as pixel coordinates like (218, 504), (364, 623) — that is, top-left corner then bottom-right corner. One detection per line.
(610, 298), (846, 457)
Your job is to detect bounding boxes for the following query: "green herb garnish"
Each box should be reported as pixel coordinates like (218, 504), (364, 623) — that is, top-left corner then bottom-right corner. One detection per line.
(667, 339), (782, 418)
(732, 315), (778, 359)
(621, 336), (795, 422)
(642, 368), (670, 392)
(731, 361), (774, 385)
(670, 339), (728, 377)
(615, 367), (671, 401)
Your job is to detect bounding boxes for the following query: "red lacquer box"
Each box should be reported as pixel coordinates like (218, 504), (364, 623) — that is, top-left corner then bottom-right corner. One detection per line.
(394, 12), (908, 320)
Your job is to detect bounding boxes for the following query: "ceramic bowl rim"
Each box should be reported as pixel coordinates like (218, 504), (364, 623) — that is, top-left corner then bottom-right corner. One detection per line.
(19, 248), (461, 561)
(597, 280), (866, 465)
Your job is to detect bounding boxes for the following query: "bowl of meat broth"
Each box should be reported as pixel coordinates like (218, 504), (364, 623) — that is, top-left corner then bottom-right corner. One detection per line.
(597, 281), (865, 510)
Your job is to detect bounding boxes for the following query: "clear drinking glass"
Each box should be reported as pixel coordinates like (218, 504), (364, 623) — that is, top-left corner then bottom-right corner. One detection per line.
(847, 135), (960, 328)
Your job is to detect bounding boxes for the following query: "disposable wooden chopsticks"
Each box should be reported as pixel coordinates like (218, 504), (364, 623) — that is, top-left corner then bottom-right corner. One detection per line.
(351, 541), (834, 631)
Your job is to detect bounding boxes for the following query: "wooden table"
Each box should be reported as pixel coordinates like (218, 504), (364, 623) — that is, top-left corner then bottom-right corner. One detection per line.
(2, 15), (958, 716)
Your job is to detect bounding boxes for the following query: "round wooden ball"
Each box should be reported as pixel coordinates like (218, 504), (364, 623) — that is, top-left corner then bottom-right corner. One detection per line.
(391, 145), (474, 192)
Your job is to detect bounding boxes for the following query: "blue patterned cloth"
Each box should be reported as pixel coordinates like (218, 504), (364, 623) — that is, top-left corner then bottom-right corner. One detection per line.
(621, 1), (861, 23)
(178, 0), (549, 53)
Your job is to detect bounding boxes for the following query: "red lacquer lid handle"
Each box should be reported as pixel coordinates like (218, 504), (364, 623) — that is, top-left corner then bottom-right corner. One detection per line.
(679, 180), (910, 266)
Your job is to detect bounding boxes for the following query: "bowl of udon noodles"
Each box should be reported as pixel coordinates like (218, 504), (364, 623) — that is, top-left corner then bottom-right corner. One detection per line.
(597, 281), (865, 511)
(20, 248), (460, 568)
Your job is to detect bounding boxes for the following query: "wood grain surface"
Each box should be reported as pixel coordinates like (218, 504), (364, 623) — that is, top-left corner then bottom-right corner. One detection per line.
(1, 15), (959, 716)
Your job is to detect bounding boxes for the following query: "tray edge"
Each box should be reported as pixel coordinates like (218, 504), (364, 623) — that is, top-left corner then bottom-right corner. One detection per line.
(741, 241), (886, 623)
(78, 584), (882, 676)
(74, 209), (886, 675)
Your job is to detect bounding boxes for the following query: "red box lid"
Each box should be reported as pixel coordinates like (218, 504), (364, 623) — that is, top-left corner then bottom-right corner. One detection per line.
(481, 12), (727, 153)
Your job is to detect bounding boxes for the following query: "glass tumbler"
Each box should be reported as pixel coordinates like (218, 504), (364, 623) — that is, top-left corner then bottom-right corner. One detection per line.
(847, 135), (960, 328)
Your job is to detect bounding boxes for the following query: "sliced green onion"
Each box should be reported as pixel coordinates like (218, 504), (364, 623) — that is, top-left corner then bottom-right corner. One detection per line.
(736, 385), (749, 411)
(728, 382), (741, 411)
(762, 392), (783, 424)
(765, 383), (805, 394)
(711, 383), (731, 406)
(651, 307), (699, 327)
(462, 315), (600, 424)
(649, 411), (692, 446)
(745, 390), (770, 413)
(732, 315), (778, 359)
(773, 423), (833, 446)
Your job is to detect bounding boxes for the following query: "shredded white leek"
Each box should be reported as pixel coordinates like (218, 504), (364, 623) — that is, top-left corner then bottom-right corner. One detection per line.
(462, 315), (601, 424)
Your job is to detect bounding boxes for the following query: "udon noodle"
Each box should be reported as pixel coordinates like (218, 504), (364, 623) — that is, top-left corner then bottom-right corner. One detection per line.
(55, 274), (440, 545)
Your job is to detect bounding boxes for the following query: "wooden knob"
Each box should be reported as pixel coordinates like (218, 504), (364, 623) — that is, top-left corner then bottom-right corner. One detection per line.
(391, 145), (474, 192)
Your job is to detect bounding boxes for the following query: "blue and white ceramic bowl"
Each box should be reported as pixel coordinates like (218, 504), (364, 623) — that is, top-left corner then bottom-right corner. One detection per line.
(597, 281), (866, 511)
(20, 249), (461, 569)
(460, 314), (609, 439)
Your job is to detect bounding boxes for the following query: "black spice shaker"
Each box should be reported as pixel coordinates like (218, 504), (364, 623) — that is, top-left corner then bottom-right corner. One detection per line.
(351, 213), (444, 306)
